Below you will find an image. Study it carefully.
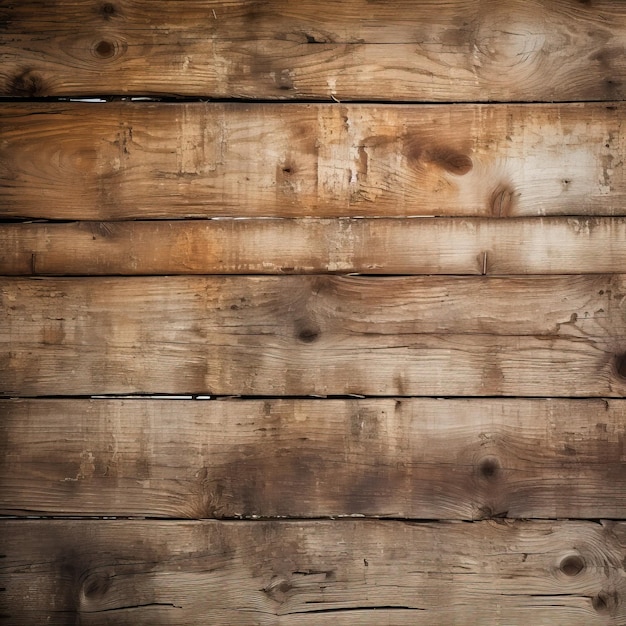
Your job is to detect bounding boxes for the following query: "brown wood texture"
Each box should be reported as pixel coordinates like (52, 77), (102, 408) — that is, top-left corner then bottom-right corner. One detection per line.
(2, 1), (626, 101)
(2, 275), (626, 397)
(3, 2), (626, 625)
(2, 217), (626, 276)
(1, 102), (624, 220)
(2, 398), (626, 520)
(2, 519), (626, 625)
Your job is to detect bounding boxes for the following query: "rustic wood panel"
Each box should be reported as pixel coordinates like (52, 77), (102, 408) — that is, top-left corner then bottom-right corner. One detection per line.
(2, 275), (626, 397)
(2, 1), (626, 101)
(2, 519), (626, 624)
(1, 102), (624, 220)
(2, 398), (626, 520)
(3, 217), (626, 276)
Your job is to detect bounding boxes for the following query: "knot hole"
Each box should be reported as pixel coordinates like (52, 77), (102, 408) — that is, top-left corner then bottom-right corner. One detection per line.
(615, 353), (626, 378)
(101, 2), (116, 17)
(95, 40), (115, 58)
(478, 456), (500, 480)
(559, 554), (585, 577)
(298, 327), (320, 343)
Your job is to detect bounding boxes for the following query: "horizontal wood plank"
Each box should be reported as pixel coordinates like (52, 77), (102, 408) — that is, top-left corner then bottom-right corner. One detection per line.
(2, 398), (626, 519)
(2, 217), (626, 275)
(1, 1), (626, 101)
(2, 275), (626, 397)
(2, 519), (626, 624)
(1, 102), (625, 219)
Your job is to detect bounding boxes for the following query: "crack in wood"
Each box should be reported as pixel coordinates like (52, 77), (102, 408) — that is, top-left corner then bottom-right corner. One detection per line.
(294, 605), (424, 613)
(81, 602), (182, 613)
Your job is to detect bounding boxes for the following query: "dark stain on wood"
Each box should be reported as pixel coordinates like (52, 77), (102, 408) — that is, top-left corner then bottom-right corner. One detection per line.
(53, 547), (93, 617)
(83, 570), (113, 598)
(429, 148), (473, 175)
(441, 20), (474, 48)
(592, 589), (621, 614)
(194, 437), (526, 520)
(242, 1), (268, 26)
(8, 69), (47, 97)
(296, 318), (321, 343)
(394, 374), (407, 396)
(404, 136), (472, 175)
(100, 2), (117, 19)
(590, 47), (625, 76)
(135, 457), (151, 480)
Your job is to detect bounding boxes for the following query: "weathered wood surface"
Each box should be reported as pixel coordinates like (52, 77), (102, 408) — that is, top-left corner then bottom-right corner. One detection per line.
(3, 217), (626, 276)
(1, 102), (624, 220)
(2, 1), (626, 101)
(2, 398), (626, 520)
(2, 519), (626, 625)
(2, 275), (626, 397)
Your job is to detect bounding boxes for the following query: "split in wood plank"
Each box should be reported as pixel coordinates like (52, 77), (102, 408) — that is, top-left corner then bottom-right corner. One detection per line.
(1, 519), (625, 624)
(1, 102), (625, 219)
(3, 217), (626, 276)
(2, 275), (626, 397)
(2, 1), (626, 100)
(2, 398), (626, 520)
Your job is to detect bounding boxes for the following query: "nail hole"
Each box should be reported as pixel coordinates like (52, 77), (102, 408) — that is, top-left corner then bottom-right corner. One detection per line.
(559, 554), (585, 576)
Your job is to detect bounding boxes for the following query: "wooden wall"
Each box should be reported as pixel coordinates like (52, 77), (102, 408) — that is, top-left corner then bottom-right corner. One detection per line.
(2, 1), (626, 623)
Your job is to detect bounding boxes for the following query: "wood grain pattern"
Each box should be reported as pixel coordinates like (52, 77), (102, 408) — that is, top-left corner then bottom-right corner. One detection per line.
(4, 3), (626, 624)
(2, 519), (626, 625)
(1, 102), (625, 219)
(2, 398), (626, 520)
(3, 217), (626, 276)
(2, 1), (626, 101)
(2, 275), (626, 397)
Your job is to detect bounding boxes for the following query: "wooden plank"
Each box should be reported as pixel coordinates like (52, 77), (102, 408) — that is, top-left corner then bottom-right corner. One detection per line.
(2, 1), (626, 101)
(3, 217), (626, 276)
(2, 519), (626, 624)
(2, 275), (626, 397)
(2, 398), (626, 519)
(1, 102), (625, 220)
